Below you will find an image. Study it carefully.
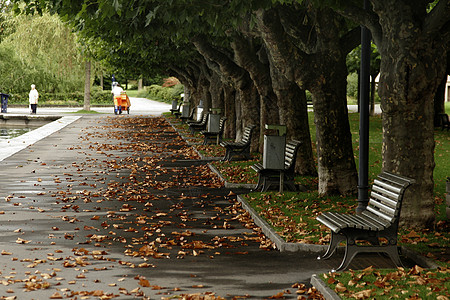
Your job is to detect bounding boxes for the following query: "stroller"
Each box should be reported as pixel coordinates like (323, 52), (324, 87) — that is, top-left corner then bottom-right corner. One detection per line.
(114, 91), (130, 114)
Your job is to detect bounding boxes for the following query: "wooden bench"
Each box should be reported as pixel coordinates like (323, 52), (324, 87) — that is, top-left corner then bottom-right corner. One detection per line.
(200, 116), (227, 145)
(180, 107), (196, 123)
(188, 113), (208, 134)
(251, 140), (302, 192)
(170, 102), (182, 115)
(316, 171), (415, 271)
(439, 113), (450, 131)
(220, 125), (256, 161)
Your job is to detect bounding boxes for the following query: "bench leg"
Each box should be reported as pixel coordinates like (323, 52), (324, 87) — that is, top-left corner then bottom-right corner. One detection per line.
(318, 231), (344, 261)
(252, 174), (264, 192)
(384, 245), (405, 268)
(335, 242), (360, 272)
(222, 149), (230, 161)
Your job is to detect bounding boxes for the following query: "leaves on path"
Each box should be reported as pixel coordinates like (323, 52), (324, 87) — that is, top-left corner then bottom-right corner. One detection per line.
(0, 116), (275, 298)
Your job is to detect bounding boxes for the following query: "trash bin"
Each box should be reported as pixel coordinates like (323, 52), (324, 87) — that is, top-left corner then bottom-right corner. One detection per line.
(263, 125), (287, 170)
(1, 93), (9, 113)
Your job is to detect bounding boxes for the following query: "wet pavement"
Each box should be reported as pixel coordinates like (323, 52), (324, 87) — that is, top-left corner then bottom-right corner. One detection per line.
(0, 99), (406, 299)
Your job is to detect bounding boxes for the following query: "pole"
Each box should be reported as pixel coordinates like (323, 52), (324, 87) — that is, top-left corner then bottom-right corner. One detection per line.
(356, 0), (371, 214)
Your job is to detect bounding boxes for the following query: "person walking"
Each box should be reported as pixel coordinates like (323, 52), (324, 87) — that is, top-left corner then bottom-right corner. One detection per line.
(29, 84), (39, 114)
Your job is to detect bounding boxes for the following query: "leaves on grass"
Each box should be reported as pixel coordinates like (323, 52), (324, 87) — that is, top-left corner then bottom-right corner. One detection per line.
(325, 266), (450, 299)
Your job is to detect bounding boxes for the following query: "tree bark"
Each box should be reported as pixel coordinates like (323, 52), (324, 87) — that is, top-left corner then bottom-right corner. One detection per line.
(231, 33), (279, 151)
(370, 74), (377, 116)
(84, 60), (91, 111)
(269, 57), (317, 176)
(434, 75), (447, 126)
(256, 5), (358, 195)
(192, 37), (260, 148)
(223, 84), (237, 139)
(138, 77), (143, 91)
(369, 0), (450, 228)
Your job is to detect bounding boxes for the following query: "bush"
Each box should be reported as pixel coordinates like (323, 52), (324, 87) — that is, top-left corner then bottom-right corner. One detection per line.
(143, 84), (184, 103)
(7, 87), (112, 106)
(347, 72), (359, 98)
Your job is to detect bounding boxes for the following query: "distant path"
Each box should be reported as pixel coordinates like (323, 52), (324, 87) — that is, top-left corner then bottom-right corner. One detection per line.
(4, 97), (171, 116)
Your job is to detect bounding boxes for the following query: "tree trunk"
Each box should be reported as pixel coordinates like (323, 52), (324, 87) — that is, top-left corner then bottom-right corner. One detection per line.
(371, 0), (449, 228)
(370, 74), (377, 116)
(434, 76), (447, 126)
(256, 6), (358, 195)
(84, 60), (91, 111)
(138, 77), (143, 91)
(192, 37), (260, 148)
(223, 85), (237, 140)
(269, 59), (317, 176)
(208, 71), (224, 110)
(309, 60), (358, 195)
(231, 34), (279, 151)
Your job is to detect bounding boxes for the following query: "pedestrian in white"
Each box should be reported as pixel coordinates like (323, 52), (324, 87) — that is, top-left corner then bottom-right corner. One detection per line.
(29, 84), (39, 114)
(112, 82), (123, 97)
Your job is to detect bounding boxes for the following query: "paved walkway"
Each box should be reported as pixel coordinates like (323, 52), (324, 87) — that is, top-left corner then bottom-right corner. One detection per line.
(0, 99), (399, 299)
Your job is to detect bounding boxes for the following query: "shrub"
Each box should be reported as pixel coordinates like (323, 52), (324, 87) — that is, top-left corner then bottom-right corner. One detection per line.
(144, 84), (184, 103)
(7, 87), (112, 106)
(347, 72), (359, 98)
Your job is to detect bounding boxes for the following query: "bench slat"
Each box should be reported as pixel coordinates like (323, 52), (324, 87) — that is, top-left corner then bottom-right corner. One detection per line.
(371, 188), (399, 204)
(337, 213), (380, 231)
(316, 214), (342, 233)
(318, 212), (348, 230)
(361, 210), (391, 229)
(365, 205), (394, 222)
(368, 196), (396, 216)
(372, 184), (399, 200)
(373, 178), (402, 194)
(331, 212), (382, 231)
(327, 212), (360, 229)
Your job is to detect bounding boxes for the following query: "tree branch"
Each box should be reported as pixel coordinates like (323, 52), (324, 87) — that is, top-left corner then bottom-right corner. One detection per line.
(191, 35), (250, 89)
(340, 26), (361, 55)
(423, 0), (450, 36)
(333, 2), (383, 46)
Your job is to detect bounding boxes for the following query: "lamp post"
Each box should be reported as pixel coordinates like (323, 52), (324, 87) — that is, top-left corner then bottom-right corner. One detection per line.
(356, 0), (371, 214)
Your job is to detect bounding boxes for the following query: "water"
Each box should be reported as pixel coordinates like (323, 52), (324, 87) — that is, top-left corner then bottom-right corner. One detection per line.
(0, 126), (40, 139)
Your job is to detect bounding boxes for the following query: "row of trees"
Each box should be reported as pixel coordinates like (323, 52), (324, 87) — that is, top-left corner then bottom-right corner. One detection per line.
(12, 0), (449, 229)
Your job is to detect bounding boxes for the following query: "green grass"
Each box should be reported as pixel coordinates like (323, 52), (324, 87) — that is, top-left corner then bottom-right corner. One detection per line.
(168, 108), (449, 298)
(200, 111), (449, 299)
(71, 109), (101, 114)
(124, 90), (139, 97)
(205, 111), (449, 265)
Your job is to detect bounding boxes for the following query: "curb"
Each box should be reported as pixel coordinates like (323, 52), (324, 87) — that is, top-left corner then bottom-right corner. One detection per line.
(164, 115), (443, 300)
(236, 194), (327, 253)
(0, 115), (81, 162)
(310, 275), (341, 300)
(208, 164), (255, 189)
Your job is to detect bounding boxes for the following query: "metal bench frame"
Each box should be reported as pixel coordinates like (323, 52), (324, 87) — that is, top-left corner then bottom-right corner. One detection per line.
(220, 125), (256, 161)
(200, 116), (227, 145)
(251, 140), (301, 192)
(316, 171), (415, 271)
(188, 113), (208, 134)
(170, 102), (182, 115)
(439, 113), (450, 131)
(180, 107), (196, 123)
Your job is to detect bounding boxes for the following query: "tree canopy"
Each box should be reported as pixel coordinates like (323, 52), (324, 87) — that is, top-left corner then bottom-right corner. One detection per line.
(0, 9), (86, 93)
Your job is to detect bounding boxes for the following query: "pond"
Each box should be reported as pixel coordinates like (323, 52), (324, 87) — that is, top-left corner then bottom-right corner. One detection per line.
(0, 125), (41, 139)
